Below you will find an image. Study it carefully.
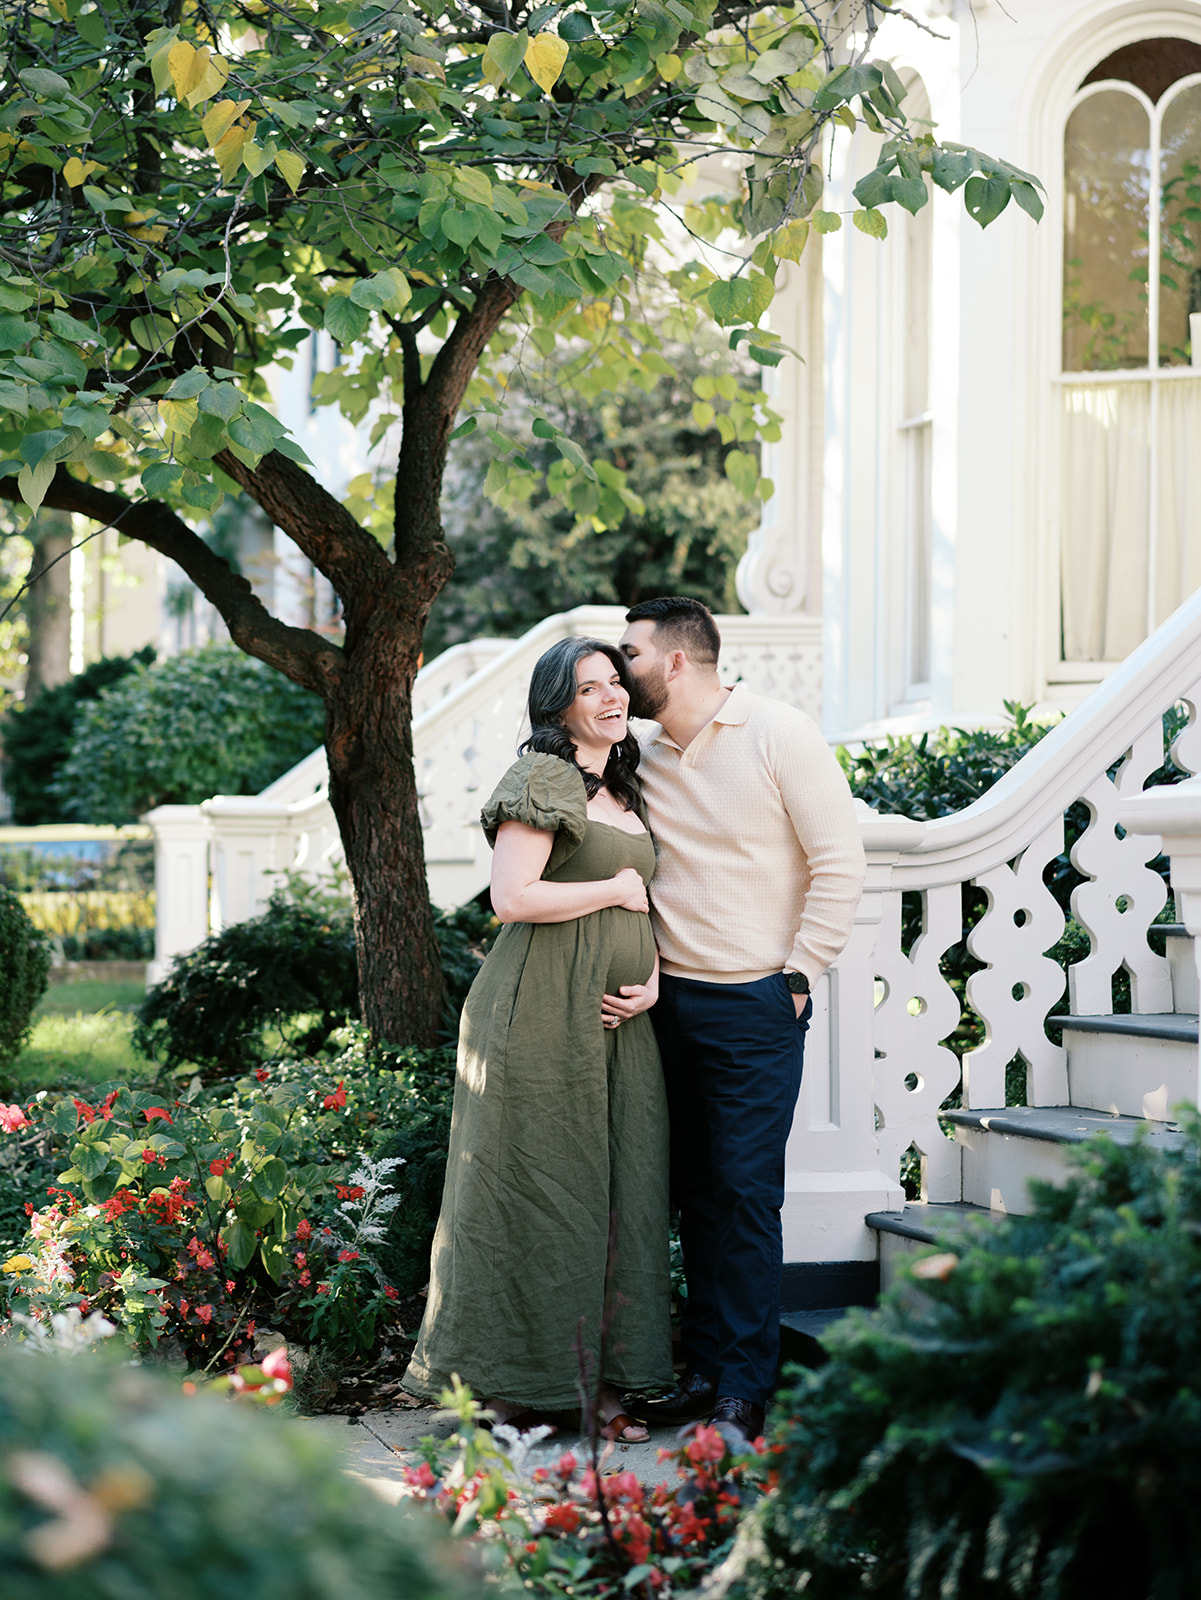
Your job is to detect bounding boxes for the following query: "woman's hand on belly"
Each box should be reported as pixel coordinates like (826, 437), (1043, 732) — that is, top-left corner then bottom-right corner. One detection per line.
(601, 955), (660, 1029)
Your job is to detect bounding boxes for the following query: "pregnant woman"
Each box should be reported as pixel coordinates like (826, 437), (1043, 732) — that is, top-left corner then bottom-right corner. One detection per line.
(403, 638), (672, 1442)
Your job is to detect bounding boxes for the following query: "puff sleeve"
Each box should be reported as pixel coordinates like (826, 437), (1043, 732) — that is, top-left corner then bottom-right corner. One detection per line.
(481, 752), (588, 858)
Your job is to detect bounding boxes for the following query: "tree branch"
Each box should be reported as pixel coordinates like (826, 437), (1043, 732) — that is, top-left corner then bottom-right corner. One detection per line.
(212, 446), (396, 603)
(0, 470), (343, 698)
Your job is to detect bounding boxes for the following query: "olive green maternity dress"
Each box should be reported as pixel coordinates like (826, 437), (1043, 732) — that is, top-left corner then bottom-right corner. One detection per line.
(403, 752), (673, 1410)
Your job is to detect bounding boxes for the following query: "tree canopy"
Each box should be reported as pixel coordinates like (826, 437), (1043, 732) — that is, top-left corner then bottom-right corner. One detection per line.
(0, 0), (1043, 1042)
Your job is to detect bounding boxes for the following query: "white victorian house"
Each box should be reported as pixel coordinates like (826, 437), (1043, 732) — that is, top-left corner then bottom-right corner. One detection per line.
(147, 0), (1201, 1326)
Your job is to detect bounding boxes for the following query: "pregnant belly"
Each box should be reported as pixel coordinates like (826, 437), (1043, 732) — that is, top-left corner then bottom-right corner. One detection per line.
(602, 911), (656, 995)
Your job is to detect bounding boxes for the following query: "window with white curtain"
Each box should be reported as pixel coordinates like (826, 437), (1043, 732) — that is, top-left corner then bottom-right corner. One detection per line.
(1059, 39), (1201, 664)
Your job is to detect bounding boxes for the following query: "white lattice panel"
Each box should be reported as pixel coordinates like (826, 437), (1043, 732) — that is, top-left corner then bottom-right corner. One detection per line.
(964, 817), (1068, 1109)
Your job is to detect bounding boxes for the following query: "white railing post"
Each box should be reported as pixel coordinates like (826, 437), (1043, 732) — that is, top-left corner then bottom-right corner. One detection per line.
(144, 805), (211, 985)
(781, 804), (918, 1261)
(203, 796), (294, 931)
(1119, 775), (1201, 1109)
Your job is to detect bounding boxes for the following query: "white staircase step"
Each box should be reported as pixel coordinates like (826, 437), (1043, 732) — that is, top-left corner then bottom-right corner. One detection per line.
(866, 1202), (1006, 1293)
(1062, 1011), (1199, 1119)
(945, 1104), (1187, 1215)
(1162, 924), (1199, 1013)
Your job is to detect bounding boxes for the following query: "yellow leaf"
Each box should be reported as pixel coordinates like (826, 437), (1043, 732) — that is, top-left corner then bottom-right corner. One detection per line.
(202, 99), (250, 149)
(63, 157), (101, 187)
(158, 396), (199, 436)
(129, 226), (168, 243)
(48, 0), (67, 16)
(524, 33), (568, 94)
(213, 121), (251, 183)
(772, 219), (809, 262)
(168, 41), (230, 108)
(656, 53), (681, 81)
(273, 149), (306, 193)
(187, 52), (230, 109)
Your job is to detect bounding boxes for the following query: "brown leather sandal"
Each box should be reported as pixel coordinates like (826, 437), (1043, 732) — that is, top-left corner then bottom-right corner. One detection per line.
(600, 1411), (650, 1444)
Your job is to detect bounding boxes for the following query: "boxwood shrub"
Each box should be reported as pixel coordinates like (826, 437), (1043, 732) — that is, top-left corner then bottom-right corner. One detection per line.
(0, 885), (51, 1068)
(723, 1110), (1201, 1600)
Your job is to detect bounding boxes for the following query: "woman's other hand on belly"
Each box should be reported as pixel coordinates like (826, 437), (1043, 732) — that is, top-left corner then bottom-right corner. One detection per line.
(601, 961), (660, 1029)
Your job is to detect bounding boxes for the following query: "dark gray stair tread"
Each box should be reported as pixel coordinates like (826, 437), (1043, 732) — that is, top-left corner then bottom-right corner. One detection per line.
(779, 1307), (851, 1340)
(865, 1201), (1004, 1245)
(1158, 924), (1188, 938)
(945, 1103), (1185, 1149)
(1059, 1012), (1198, 1043)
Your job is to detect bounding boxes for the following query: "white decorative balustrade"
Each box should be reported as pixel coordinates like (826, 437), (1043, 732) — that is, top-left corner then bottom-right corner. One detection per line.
(844, 586), (1201, 1213)
(146, 605), (822, 980)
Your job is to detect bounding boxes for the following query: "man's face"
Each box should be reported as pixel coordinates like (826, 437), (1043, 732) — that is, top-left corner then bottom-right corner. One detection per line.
(618, 620), (671, 721)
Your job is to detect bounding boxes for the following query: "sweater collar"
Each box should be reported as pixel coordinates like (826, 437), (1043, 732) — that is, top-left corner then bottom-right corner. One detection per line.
(650, 682), (751, 750)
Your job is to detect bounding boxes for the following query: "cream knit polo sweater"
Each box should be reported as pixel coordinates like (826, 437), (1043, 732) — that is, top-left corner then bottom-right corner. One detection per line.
(636, 683), (867, 986)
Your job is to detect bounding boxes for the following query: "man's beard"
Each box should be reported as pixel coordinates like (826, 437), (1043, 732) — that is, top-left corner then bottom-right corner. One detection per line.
(627, 663), (669, 721)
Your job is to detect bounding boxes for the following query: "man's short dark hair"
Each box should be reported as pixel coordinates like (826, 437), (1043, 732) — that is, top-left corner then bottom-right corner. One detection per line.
(625, 597), (721, 667)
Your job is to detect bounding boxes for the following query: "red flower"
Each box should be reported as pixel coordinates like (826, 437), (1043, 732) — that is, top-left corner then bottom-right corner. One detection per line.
(684, 1424), (727, 1465)
(141, 1149), (157, 1164)
(384, 1286), (399, 1300)
(322, 1081), (347, 1110)
(335, 1184), (366, 1200)
(144, 1106), (173, 1124)
(195, 1304), (214, 1324)
(542, 1503), (581, 1534)
(403, 1462), (437, 1490)
(315, 1283), (330, 1295)
(295, 1219), (312, 1241)
(298, 1269), (312, 1287)
(337, 1250), (360, 1262)
(73, 1099), (96, 1125)
(209, 1156), (232, 1176)
(225, 1279), (235, 1294)
(556, 1451), (578, 1477)
(294, 1252), (306, 1268)
(255, 1069), (269, 1082)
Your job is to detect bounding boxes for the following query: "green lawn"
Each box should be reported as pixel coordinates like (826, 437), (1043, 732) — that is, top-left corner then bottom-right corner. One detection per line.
(10, 978), (155, 1089)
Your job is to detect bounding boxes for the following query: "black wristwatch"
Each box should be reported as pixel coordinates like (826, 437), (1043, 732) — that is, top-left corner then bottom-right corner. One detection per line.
(783, 971), (810, 996)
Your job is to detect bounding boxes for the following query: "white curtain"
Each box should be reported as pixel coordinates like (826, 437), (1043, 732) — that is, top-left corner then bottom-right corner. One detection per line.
(1060, 382), (1150, 662)
(1155, 377), (1201, 629)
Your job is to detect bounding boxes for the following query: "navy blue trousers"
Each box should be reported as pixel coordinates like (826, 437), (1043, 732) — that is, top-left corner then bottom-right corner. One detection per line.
(652, 973), (810, 1407)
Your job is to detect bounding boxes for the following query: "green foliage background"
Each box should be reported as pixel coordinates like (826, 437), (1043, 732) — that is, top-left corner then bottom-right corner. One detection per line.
(0, 883), (49, 1066)
(1, 648), (153, 824)
(52, 644), (326, 824)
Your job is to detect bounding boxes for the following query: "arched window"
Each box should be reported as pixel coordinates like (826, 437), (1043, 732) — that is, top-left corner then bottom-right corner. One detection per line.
(1059, 39), (1201, 663)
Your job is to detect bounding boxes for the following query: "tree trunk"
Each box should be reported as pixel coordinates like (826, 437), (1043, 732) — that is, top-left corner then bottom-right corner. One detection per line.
(325, 596), (448, 1047)
(24, 511), (73, 705)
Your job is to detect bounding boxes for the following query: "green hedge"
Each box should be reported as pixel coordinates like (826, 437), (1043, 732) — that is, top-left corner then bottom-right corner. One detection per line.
(0, 1342), (477, 1600)
(727, 1112), (1201, 1600)
(0, 885), (50, 1068)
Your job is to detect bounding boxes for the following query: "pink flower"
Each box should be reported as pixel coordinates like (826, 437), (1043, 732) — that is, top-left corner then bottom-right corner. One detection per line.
(261, 1346), (292, 1385)
(294, 1252), (306, 1268)
(0, 1105), (30, 1132)
(195, 1304), (214, 1324)
(556, 1451), (578, 1477)
(298, 1270), (312, 1287)
(295, 1220), (312, 1242)
(403, 1462), (437, 1490)
(72, 1099), (96, 1125)
(316, 1283), (330, 1295)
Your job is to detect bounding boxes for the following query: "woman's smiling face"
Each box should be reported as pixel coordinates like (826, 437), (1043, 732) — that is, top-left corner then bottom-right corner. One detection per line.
(560, 651), (630, 758)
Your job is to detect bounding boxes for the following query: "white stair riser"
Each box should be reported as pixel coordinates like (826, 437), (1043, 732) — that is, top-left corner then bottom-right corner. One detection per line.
(955, 1125), (1075, 1214)
(878, 1231), (927, 1297)
(1066, 1030), (1199, 1119)
(1168, 935), (1199, 1013)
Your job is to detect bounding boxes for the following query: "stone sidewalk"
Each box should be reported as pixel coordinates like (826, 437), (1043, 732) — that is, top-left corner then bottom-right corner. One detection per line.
(303, 1402), (686, 1504)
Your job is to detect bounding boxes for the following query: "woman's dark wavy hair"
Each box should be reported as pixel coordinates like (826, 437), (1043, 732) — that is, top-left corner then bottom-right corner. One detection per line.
(519, 637), (642, 811)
